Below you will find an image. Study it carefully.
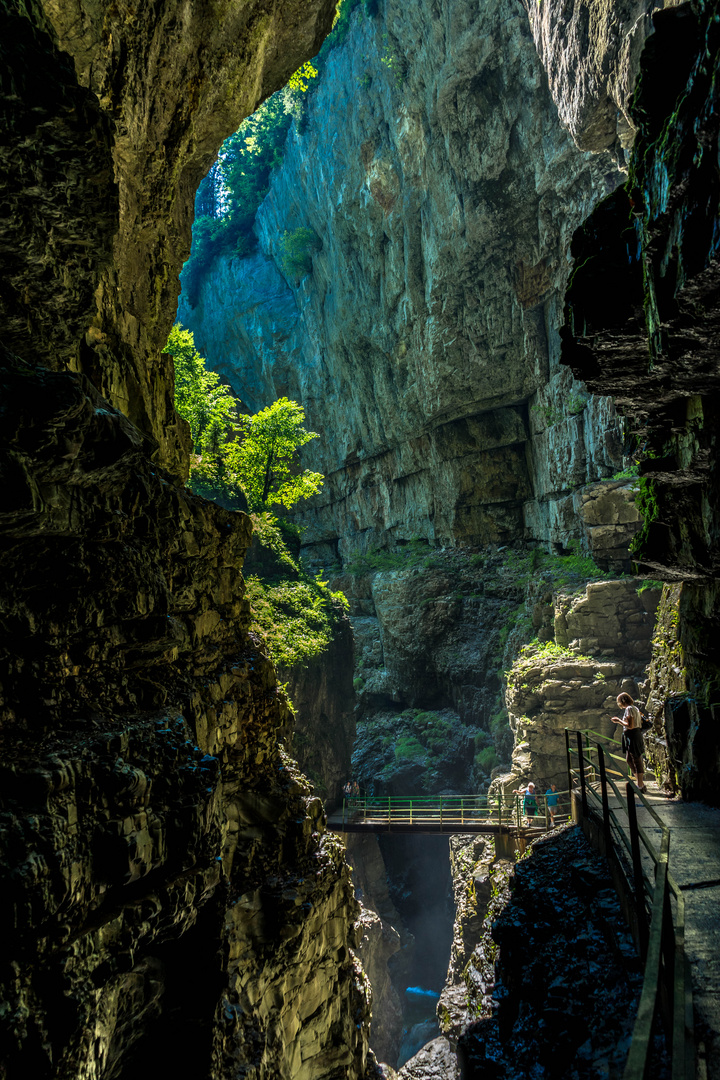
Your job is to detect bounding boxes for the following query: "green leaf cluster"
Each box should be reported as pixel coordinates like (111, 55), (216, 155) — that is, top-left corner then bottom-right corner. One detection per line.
(278, 227), (322, 279)
(165, 326), (323, 514)
(245, 520), (348, 671)
(229, 397), (323, 512)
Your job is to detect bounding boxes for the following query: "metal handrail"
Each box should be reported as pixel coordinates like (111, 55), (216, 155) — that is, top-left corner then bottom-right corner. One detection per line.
(341, 790), (572, 831)
(566, 728), (693, 1080)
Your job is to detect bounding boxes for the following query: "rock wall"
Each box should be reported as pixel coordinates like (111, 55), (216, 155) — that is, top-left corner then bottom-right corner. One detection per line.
(1, 0), (336, 481)
(284, 610), (356, 809)
(0, 0), (382, 1077)
(457, 827), (646, 1079)
(560, 0), (720, 797)
(347, 833), (411, 1067)
(498, 579), (661, 793)
(179, 0), (635, 558)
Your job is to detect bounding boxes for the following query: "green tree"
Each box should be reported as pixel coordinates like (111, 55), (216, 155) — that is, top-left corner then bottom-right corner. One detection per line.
(164, 324), (238, 451)
(164, 325), (248, 508)
(227, 397), (323, 511)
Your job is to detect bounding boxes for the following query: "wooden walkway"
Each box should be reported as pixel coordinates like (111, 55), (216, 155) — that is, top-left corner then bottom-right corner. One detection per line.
(601, 778), (720, 1079)
(571, 729), (720, 1079)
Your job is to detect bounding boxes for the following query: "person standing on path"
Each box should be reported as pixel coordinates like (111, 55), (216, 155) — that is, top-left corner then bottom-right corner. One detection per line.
(545, 782), (558, 827)
(611, 693), (647, 792)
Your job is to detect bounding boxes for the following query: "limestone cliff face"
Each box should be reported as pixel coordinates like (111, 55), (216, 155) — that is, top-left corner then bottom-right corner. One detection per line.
(179, 0), (632, 557)
(0, 0), (379, 1077)
(285, 610), (357, 808)
(2, 0), (335, 480)
(560, 0), (720, 799)
(498, 579), (661, 792)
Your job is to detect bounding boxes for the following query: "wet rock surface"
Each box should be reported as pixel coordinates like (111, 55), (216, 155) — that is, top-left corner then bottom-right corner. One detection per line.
(457, 827), (652, 1080)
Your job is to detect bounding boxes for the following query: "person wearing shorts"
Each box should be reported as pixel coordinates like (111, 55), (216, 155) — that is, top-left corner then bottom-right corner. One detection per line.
(545, 783), (558, 826)
(611, 692), (647, 792)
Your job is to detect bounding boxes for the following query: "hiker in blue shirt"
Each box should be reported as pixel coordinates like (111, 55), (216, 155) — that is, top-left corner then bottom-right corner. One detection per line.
(545, 782), (559, 827)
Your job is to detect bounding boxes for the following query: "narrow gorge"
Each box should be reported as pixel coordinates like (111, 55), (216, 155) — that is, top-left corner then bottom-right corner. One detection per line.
(2, 0), (720, 1078)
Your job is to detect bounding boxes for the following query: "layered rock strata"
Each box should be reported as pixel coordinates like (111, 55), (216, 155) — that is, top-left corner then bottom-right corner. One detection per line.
(498, 579), (661, 793)
(0, 0), (380, 1076)
(179, 0), (631, 557)
(560, 0), (720, 798)
(563, 1), (720, 582)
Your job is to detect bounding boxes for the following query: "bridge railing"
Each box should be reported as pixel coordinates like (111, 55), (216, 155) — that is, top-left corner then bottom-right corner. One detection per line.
(566, 729), (693, 1080)
(340, 791), (572, 831)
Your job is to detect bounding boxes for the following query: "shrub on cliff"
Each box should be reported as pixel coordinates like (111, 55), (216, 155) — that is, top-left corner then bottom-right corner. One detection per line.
(245, 513), (349, 672)
(278, 227), (322, 279)
(165, 328), (323, 516)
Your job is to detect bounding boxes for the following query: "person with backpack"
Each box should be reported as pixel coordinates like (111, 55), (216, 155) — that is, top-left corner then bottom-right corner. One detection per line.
(611, 693), (647, 792)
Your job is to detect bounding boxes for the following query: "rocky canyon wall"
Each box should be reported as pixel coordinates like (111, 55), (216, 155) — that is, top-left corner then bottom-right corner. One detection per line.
(0, 1), (383, 1077)
(178, 0), (656, 561)
(562, 0), (720, 800)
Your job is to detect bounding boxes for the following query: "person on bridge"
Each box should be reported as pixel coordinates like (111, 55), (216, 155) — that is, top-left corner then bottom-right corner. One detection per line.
(513, 782), (537, 824)
(611, 693), (647, 793)
(545, 782), (558, 826)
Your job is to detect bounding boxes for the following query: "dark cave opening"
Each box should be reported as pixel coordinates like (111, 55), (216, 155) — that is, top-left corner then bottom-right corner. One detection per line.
(107, 893), (225, 1080)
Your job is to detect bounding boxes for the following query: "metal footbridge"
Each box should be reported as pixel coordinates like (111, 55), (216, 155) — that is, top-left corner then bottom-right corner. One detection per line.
(327, 791), (569, 838)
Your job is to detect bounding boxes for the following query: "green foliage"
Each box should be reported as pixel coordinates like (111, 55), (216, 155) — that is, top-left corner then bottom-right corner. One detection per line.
(630, 477), (660, 555)
(245, 522), (347, 671)
(637, 579), (664, 594)
(507, 639), (594, 682)
(567, 394), (589, 415)
(610, 464), (639, 481)
(475, 746), (498, 772)
(346, 538), (444, 574)
(353, 675), (365, 691)
(164, 325), (247, 509)
(245, 575), (336, 668)
(166, 328), (322, 515)
(278, 227), (322, 279)
(166, 324), (237, 449)
(228, 397), (323, 513)
(380, 34), (404, 86)
(394, 735), (426, 762)
(504, 542), (612, 593)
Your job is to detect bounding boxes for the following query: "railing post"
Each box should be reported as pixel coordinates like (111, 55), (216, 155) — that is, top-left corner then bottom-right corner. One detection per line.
(461, 797), (464, 826)
(440, 794), (443, 831)
(627, 783), (649, 961)
(342, 798), (346, 827)
(565, 727), (572, 789)
(577, 730), (588, 816)
(410, 798), (413, 825)
(598, 745), (611, 853)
